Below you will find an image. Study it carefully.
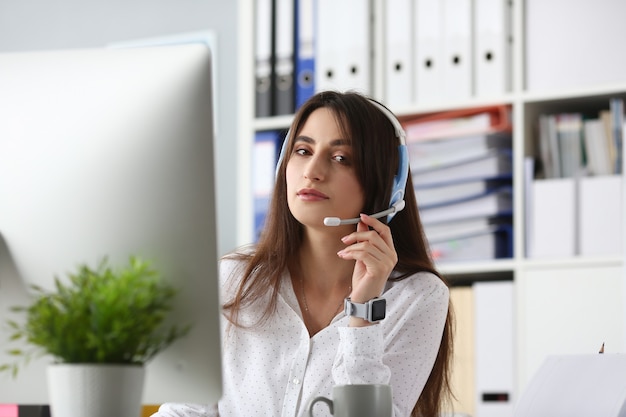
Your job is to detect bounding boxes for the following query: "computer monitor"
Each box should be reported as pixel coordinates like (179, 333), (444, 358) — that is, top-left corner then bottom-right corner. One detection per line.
(0, 44), (222, 404)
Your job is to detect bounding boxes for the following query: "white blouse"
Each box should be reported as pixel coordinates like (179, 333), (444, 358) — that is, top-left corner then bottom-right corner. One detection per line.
(153, 257), (449, 417)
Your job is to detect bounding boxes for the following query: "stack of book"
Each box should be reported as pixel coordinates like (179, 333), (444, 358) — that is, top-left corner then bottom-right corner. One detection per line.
(400, 105), (513, 263)
(537, 98), (623, 179)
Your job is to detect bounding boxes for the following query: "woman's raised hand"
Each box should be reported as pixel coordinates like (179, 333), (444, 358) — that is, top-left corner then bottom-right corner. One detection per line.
(337, 213), (398, 304)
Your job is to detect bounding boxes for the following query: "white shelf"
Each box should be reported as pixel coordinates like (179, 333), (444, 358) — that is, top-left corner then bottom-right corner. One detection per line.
(521, 255), (624, 271)
(521, 82), (626, 104)
(239, 0), (626, 411)
(438, 259), (517, 276)
(253, 114), (293, 131)
(392, 94), (517, 117)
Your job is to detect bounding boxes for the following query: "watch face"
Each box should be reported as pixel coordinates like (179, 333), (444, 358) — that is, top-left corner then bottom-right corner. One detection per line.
(371, 298), (386, 321)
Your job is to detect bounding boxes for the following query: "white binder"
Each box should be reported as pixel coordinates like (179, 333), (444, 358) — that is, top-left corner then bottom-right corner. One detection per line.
(579, 175), (623, 256)
(384, 0), (414, 107)
(315, 0), (371, 94)
(442, 0), (472, 101)
(474, 280), (514, 417)
(314, 0), (338, 92)
(474, 0), (512, 97)
(528, 177), (577, 258)
(414, 0), (443, 105)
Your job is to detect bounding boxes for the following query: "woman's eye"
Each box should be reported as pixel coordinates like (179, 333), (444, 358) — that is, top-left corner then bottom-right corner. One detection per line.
(332, 154), (348, 163)
(295, 148), (309, 156)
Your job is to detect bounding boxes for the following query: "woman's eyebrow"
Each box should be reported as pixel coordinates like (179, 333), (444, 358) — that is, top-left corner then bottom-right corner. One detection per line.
(294, 136), (352, 147)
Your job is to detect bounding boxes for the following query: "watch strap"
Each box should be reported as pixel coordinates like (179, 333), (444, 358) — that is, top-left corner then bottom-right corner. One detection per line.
(344, 297), (386, 322)
(345, 297), (368, 318)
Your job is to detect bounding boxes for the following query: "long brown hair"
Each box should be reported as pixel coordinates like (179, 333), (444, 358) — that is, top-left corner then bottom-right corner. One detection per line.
(223, 91), (453, 417)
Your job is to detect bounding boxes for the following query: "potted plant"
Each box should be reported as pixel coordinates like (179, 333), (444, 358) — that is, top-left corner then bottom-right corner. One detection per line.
(1, 256), (190, 417)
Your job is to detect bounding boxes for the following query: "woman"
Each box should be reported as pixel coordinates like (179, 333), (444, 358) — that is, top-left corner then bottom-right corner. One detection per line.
(155, 91), (453, 417)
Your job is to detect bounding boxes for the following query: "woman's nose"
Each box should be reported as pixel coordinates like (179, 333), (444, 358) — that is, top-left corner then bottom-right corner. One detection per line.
(303, 155), (326, 181)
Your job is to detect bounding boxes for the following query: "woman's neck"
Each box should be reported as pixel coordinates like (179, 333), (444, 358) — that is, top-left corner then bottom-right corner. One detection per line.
(290, 229), (355, 335)
(295, 229), (354, 290)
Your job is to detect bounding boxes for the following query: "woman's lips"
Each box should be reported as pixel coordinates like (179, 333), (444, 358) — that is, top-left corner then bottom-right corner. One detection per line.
(297, 188), (329, 201)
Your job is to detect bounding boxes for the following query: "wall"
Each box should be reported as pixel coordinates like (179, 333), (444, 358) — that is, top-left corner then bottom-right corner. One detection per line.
(0, 0), (240, 402)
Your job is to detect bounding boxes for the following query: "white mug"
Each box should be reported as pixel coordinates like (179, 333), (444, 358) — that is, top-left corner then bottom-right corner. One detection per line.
(307, 384), (393, 417)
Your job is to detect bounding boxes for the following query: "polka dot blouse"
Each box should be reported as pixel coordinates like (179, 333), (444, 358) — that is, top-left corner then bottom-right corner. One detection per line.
(154, 257), (449, 417)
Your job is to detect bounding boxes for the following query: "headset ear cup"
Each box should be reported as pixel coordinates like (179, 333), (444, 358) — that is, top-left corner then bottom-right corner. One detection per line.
(387, 144), (409, 223)
(393, 144), (409, 204)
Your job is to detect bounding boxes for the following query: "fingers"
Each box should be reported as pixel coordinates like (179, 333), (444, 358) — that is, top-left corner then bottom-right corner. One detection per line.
(338, 214), (397, 265)
(354, 213), (369, 236)
(341, 214), (394, 249)
(338, 214), (398, 302)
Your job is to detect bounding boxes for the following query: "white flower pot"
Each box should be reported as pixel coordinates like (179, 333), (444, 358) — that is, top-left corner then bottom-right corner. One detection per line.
(47, 363), (145, 417)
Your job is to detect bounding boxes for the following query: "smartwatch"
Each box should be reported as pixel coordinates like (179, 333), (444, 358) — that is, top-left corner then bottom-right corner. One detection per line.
(344, 297), (386, 322)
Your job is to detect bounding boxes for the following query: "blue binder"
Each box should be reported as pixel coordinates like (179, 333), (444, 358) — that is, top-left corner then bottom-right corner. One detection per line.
(253, 130), (285, 241)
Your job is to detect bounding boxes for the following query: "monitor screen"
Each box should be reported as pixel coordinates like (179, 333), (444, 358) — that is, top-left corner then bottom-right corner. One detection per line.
(0, 44), (222, 404)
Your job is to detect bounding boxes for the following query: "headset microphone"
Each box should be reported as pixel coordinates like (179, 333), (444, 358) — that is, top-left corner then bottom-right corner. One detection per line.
(323, 200), (406, 226)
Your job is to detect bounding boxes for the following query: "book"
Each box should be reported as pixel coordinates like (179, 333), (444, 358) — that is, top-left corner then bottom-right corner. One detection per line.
(428, 223), (513, 261)
(424, 214), (512, 237)
(537, 114), (556, 178)
(582, 118), (613, 176)
(555, 113), (584, 178)
(419, 186), (513, 224)
(415, 177), (512, 207)
(412, 150), (513, 186)
(600, 109), (618, 171)
(609, 97), (624, 174)
(537, 113), (585, 178)
(408, 130), (512, 171)
(400, 104), (512, 142)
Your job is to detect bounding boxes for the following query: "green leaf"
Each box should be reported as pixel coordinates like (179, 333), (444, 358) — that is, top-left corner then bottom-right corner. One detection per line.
(0, 256), (190, 376)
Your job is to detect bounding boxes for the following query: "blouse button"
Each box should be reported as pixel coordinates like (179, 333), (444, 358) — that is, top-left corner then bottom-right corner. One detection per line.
(292, 377), (301, 385)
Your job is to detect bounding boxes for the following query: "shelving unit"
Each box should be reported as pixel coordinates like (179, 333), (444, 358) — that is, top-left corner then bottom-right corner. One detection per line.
(238, 0), (626, 412)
